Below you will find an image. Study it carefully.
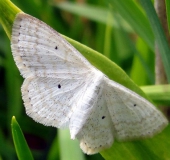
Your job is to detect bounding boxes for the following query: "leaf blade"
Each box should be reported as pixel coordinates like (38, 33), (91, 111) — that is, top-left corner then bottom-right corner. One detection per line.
(109, 0), (154, 50)
(11, 116), (34, 160)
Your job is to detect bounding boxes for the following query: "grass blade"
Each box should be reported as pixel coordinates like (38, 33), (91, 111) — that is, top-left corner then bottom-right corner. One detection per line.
(11, 116), (34, 160)
(109, 0), (154, 50)
(55, 2), (132, 32)
(130, 38), (155, 85)
(141, 84), (170, 106)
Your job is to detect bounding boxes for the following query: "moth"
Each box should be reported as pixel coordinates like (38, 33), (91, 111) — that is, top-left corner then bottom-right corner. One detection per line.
(11, 13), (168, 154)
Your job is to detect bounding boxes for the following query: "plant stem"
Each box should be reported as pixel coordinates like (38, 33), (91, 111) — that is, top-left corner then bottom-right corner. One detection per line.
(154, 0), (170, 118)
(154, 0), (169, 84)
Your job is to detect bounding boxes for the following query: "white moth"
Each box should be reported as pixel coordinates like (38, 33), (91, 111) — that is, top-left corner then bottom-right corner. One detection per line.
(11, 13), (168, 155)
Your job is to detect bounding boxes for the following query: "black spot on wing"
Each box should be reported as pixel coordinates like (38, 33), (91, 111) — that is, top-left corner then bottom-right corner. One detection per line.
(58, 84), (61, 89)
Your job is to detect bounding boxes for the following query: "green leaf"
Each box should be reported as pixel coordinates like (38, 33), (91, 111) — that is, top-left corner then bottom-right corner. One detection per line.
(11, 116), (34, 160)
(139, 0), (170, 82)
(47, 132), (60, 160)
(112, 15), (154, 84)
(58, 129), (85, 160)
(55, 2), (132, 32)
(130, 37), (154, 85)
(0, 0), (21, 38)
(103, 11), (113, 58)
(141, 84), (170, 106)
(100, 125), (170, 159)
(109, 0), (154, 51)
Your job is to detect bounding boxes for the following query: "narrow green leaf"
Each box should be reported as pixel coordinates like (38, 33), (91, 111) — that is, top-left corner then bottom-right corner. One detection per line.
(109, 0), (154, 51)
(47, 132), (60, 160)
(103, 11), (113, 58)
(165, 0), (170, 33)
(11, 116), (34, 160)
(139, 0), (170, 83)
(57, 2), (108, 24)
(114, 17), (155, 84)
(55, 2), (132, 32)
(130, 38), (154, 85)
(141, 84), (170, 106)
(58, 129), (85, 160)
(111, 25), (132, 64)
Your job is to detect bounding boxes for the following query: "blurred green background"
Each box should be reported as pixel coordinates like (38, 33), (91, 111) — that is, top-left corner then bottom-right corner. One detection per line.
(1, 0), (169, 159)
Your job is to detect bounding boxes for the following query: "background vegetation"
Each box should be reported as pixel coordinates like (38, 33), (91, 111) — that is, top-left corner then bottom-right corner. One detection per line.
(0, 0), (170, 159)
